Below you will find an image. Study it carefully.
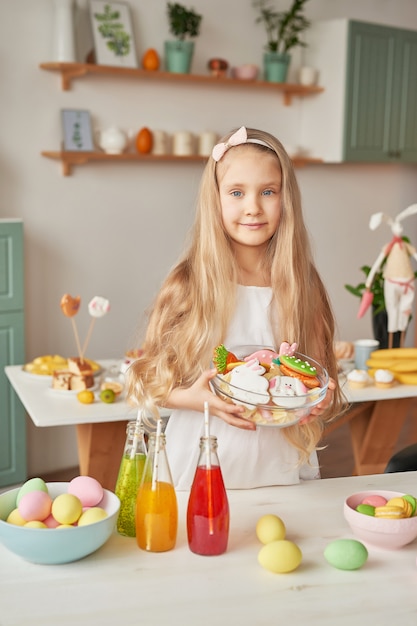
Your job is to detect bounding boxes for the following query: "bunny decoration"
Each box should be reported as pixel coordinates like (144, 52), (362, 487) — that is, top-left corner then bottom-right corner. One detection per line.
(358, 204), (417, 348)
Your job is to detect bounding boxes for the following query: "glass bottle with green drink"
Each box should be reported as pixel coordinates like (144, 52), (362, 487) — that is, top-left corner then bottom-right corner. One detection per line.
(115, 420), (147, 537)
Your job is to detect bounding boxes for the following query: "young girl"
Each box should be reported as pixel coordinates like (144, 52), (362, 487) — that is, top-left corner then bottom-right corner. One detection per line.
(127, 126), (344, 489)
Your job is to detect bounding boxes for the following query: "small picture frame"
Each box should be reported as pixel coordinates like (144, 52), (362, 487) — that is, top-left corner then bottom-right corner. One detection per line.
(90, 1), (138, 68)
(61, 109), (94, 152)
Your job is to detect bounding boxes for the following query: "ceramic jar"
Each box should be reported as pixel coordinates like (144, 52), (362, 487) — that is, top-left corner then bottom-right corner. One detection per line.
(52, 0), (77, 62)
(96, 127), (128, 154)
(198, 131), (218, 157)
(173, 131), (194, 156)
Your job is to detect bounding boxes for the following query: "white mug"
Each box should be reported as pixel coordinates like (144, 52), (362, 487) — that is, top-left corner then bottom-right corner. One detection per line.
(198, 131), (218, 156)
(152, 130), (168, 155)
(354, 339), (379, 370)
(173, 131), (194, 156)
(299, 66), (318, 86)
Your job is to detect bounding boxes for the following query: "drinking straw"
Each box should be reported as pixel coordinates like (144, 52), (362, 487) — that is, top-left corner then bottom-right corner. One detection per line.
(204, 402), (214, 535)
(151, 418), (162, 491)
(204, 401), (211, 470)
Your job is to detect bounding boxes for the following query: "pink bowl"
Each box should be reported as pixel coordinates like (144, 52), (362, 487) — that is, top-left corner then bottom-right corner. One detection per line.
(344, 490), (417, 550)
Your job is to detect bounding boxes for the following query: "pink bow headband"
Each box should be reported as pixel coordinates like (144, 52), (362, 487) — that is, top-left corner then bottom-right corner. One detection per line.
(212, 126), (271, 162)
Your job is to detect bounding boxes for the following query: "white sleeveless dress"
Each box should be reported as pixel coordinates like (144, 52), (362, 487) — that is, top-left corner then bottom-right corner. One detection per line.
(165, 285), (320, 490)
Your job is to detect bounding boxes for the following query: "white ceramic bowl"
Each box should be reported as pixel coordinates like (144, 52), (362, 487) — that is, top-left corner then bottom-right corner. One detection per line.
(344, 490), (417, 550)
(211, 346), (328, 427)
(0, 482), (120, 564)
(232, 64), (259, 80)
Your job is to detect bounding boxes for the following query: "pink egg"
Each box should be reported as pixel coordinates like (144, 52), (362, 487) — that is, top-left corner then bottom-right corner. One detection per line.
(68, 476), (104, 507)
(18, 490), (52, 522)
(361, 495), (388, 507)
(43, 513), (60, 528)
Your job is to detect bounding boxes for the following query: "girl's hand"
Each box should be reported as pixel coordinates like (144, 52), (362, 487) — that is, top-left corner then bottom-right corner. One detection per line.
(299, 377), (336, 425)
(166, 369), (256, 431)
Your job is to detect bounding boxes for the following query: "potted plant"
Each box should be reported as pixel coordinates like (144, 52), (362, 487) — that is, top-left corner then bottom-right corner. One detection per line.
(165, 3), (203, 74)
(252, 0), (310, 83)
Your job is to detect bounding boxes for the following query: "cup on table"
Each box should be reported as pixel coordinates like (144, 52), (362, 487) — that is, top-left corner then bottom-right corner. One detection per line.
(354, 339), (379, 370)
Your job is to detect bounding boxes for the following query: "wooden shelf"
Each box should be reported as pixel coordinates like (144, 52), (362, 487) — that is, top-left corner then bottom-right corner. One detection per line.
(41, 150), (323, 176)
(39, 62), (324, 105)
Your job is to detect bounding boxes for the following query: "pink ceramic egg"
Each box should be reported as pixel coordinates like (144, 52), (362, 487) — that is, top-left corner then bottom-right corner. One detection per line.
(18, 490), (52, 522)
(68, 476), (104, 507)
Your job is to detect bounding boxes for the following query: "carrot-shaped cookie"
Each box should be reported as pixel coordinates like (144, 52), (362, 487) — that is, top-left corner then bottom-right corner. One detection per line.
(213, 345), (239, 374)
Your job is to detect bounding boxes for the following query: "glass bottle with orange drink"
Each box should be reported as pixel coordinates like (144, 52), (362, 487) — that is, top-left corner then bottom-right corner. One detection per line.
(135, 429), (178, 552)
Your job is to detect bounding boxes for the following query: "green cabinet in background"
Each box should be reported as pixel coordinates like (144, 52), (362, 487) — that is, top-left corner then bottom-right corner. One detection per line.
(301, 19), (417, 163)
(0, 219), (26, 487)
(344, 21), (417, 163)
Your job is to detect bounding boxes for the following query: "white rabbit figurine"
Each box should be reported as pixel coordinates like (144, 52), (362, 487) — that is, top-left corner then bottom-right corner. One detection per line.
(358, 204), (417, 348)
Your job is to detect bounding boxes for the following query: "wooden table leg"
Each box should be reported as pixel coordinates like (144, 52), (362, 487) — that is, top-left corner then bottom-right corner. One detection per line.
(76, 421), (128, 491)
(349, 397), (414, 475)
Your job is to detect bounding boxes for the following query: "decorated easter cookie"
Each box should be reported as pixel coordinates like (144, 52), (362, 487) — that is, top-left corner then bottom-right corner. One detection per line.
(279, 355), (320, 389)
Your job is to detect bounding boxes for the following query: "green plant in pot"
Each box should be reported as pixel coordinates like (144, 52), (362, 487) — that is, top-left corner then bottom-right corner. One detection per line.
(252, 0), (310, 83)
(165, 3), (202, 74)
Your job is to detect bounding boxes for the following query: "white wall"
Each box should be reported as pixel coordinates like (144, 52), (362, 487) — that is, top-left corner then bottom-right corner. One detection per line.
(2, 0), (417, 475)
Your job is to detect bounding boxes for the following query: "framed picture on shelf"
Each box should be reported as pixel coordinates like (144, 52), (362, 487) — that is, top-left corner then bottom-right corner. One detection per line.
(61, 109), (94, 152)
(90, 1), (138, 68)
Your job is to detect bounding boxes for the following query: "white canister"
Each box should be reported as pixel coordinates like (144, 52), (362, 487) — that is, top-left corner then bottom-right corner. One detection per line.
(198, 131), (218, 157)
(298, 66), (318, 86)
(152, 130), (169, 155)
(52, 0), (77, 62)
(173, 131), (194, 156)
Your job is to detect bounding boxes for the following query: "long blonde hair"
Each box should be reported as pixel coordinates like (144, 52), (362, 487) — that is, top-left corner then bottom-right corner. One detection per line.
(128, 127), (344, 462)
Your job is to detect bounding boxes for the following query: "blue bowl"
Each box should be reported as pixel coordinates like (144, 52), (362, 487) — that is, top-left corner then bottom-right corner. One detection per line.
(0, 482), (120, 564)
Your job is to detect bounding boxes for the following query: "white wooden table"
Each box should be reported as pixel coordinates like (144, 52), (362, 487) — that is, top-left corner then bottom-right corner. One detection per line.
(5, 361), (417, 488)
(1, 472), (417, 626)
(5, 361), (170, 490)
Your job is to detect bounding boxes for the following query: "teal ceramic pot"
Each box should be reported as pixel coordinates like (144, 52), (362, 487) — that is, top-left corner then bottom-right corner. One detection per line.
(263, 52), (290, 83)
(164, 40), (194, 73)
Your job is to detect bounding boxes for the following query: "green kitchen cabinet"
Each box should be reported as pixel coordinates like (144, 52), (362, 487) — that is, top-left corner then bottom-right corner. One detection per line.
(0, 219), (26, 487)
(301, 19), (417, 163)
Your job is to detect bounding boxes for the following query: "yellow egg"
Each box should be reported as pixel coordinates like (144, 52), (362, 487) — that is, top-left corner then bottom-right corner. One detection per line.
(24, 520), (48, 528)
(7, 508), (27, 526)
(78, 507), (108, 526)
(258, 539), (302, 573)
(256, 514), (286, 544)
(52, 494), (82, 525)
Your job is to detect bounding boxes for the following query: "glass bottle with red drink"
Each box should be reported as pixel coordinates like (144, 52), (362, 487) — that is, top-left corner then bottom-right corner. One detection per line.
(187, 435), (229, 556)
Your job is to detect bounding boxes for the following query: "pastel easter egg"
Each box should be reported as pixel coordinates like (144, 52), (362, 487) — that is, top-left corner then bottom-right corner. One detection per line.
(16, 477), (48, 506)
(43, 513), (60, 528)
(256, 514), (286, 544)
(24, 520), (48, 528)
(6, 508), (26, 526)
(68, 476), (104, 507)
(18, 490), (52, 522)
(52, 493), (82, 525)
(324, 539), (368, 571)
(258, 540), (302, 573)
(77, 507), (108, 526)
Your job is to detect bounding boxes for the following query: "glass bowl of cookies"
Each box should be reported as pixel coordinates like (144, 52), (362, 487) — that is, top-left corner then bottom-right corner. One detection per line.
(210, 345), (329, 427)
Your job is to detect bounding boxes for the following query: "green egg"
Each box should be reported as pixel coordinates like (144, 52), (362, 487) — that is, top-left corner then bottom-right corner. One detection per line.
(324, 539), (368, 570)
(16, 478), (48, 506)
